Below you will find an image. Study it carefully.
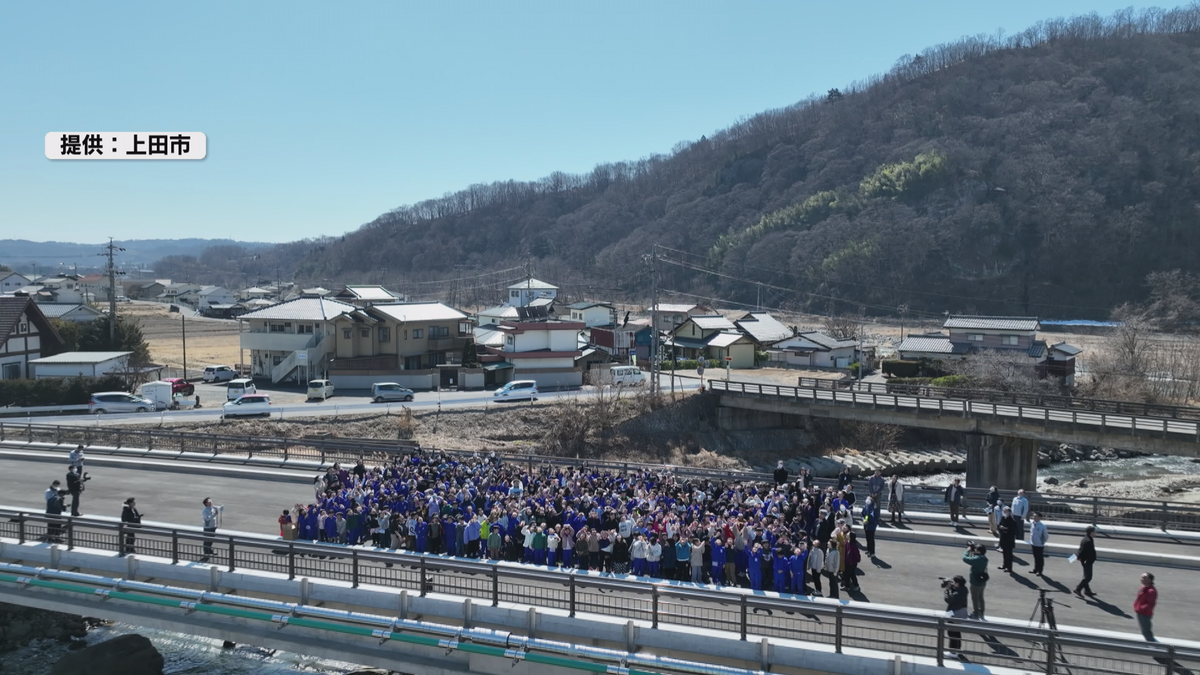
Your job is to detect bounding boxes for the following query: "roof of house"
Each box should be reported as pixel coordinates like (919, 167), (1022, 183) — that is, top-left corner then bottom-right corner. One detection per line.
(29, 351), (131, 364)
(478, 304), (520, 318)
(897, 333), (968, 355)
(199, 286), (229, 295)
(685, 315), (736, 331)
(566, 301), (613, 310)
(707, 332), (750, 348)
(139, 281), (164, 289)
(734, 312), (793, 344)
(239, 297), (356, 321)
(241, 286), (272, 294)
(651, 303), (712, 314)
(473, 328), (506, 347)
(943, 315), (1040, 331)
(0, 296), (63, 350)
(508, 278), (558, 291)
(336, 285), (399, 301)
(79, 274), (106, 284)
(244, 298), (276, 307)
(368, 301), (469, 323)
(529, 297), (556, 309)
(1027, 340), (1047, 358)
(795, 331), (858, 350)
(1050, 342), (1083, 356)
(37, 303), (104, 319)
(300, 287), (331, 296)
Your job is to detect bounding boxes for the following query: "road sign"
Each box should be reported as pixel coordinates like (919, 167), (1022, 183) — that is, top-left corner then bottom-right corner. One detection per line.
(296, 352), (307, 362)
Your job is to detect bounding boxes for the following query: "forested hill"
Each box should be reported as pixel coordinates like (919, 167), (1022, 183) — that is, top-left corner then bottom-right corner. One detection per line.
(285, 6), (1200, 319)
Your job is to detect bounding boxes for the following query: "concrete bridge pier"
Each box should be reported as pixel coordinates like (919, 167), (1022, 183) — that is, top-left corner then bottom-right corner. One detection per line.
(965, 433), (1039, 491)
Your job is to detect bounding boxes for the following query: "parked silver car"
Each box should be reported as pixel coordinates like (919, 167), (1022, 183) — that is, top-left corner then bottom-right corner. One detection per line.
(89, 392), (154, 414)
(372, 382), (414, 403)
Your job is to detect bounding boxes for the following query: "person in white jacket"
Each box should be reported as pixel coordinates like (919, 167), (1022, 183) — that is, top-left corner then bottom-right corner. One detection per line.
(547, 529), (561, 568)
(647, 538), (663, 578)
(807, 541), (826, 595)
(521, 525), (536, 564)
(824, 541), (841, 600)
(631, 535), (649, 577)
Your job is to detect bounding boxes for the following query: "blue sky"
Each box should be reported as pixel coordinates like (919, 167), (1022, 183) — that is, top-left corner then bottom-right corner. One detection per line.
(0, 1), (1172, 244)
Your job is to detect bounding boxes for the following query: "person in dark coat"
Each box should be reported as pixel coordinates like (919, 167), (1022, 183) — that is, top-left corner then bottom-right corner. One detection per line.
(773, 462), (788, 486)
(1074, 526), (1098, 598)
(996, 506), (1019, 572)
(66, 466), (85, 517)
(121, 497), (142, 554)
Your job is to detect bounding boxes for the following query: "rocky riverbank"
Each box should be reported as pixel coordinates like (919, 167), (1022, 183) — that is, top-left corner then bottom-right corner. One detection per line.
(0, 603), (90, 655)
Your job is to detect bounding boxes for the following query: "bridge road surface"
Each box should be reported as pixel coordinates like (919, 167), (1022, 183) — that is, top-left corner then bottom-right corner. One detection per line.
(2, 457), (1197, 643)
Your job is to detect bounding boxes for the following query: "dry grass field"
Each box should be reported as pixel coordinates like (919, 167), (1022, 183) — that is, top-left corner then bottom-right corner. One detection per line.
(121, 302), (242, 372)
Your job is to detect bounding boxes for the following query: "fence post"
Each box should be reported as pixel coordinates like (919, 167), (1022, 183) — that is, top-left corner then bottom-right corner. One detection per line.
(1164, 645), (1176, 675)
(490, 565), (499, 607)
(835, 605), (844, 654)
(569, 575), (576, 617)
(935, 617), (944, 666)
(739, 595), (747, 641)
(1161, 502), (1170, 532)
(352, 550), (360, 588)
(228, 538), (236, 571)
(1091, 498), (1099, 527)
(652, 586), (659, 629)
(171, 531), (179, 564)
(66, 520), (74, 550)
(1044, 631), (1056, 675)
(288, 543), (296, 580)
(419, 557), (427, 596)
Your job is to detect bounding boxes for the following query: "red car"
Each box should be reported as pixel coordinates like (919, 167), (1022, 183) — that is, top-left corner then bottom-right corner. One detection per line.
(163, 378), (195, 396)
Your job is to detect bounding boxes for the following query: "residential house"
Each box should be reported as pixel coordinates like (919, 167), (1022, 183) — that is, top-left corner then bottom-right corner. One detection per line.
(198, 286), (237, 311)
(134, 281), (166, 300)
(38, 303), (106, 323)
(769, 331), (859, 368)
(78, 274), (111, 303)
(648, 303), (716, 333)
(476, 304), (520, 327)
(331, 301), (474, 372)
(565, 301), (616, 328)
(238, 286), (276, 301)
(28, 351), (131, 379)
(238, 297), (357, 384)
(666, 315), (757, 369)
(590, 320), (652, 361)
(160, 282), (202, 304)
(897, 315), (1081, 384)
(478, 318), (583, 389)
(506, 278), (558, 307)
(333, 285), (405, 306)
(0, 297), (64, 379)
(0, 272), (31, 294)
(895, 332), (969, 361)
(734, 312), (793, 347)
(943, 315), (1040, 351)
(300, 287), (332, 298)
(33, 277), (85, 304)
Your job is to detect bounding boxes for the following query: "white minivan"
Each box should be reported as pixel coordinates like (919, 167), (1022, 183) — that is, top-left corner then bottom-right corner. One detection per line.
(610, 366), (645, 386)
(493, 380), (538, 401)
(226, 378), (257, 400)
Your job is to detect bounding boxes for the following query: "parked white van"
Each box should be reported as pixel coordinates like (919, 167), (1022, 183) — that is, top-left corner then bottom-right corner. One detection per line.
(226, 378), (256, 401)
(493, 380), (538, 402)
(610, 366), (645, 386)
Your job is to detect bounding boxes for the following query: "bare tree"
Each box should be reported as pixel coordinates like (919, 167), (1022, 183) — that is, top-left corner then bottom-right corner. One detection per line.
(950, 349), (1057, 394)
(822, 315), (860, 340)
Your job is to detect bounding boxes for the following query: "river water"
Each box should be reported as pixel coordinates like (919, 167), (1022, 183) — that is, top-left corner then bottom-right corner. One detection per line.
(1, 622), (377, 675)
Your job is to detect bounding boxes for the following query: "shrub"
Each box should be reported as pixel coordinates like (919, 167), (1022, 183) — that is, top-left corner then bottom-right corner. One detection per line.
(882, 359), (921, 377)
(930, 374), (970, 388)
(0, 375), (129, 408)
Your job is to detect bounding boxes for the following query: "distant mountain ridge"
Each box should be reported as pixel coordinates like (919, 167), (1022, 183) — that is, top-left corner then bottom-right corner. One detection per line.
(0, 239), (272, 268)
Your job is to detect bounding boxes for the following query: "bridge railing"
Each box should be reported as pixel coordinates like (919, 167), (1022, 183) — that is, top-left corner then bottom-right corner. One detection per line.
(791, 377), (1200, 421)
(2, 509), (1195, 675)
(711, 379), (1200, 442)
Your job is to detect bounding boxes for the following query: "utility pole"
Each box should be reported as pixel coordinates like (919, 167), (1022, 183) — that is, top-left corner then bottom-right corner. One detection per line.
(181, 315), (188, 379)
(649, 247), (660, 393)
(102, 238), (125, 346)
(898, 304), (910, 341)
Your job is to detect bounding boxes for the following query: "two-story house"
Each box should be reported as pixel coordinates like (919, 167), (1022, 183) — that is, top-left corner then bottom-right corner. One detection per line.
(0, 297), (64, 379)
(507, 278), (558, 307)
(0, 272), (32, 295)
(565, 301), (616, 328)
(332, 285), (405, 306)
(733, 312), (794, 347)
(198, 286), (237, 311)
(896, 315), (1081, 384)
(648, 303), (716, 333)
(591, 319), (652, 361)
(33, 277), (85, 304)
(78, 274), (111, 303)
(481, 318), (584, 389)
(238, 297), (357, 383)
(666, 315), (757, 369)
(327, 301), (475, 390)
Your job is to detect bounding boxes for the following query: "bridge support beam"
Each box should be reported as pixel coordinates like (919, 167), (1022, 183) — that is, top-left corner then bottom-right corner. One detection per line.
(965, 434), (1039, 491)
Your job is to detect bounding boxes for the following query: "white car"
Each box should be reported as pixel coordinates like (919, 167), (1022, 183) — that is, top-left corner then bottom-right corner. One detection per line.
(493, 380), (538, 401)
(89, 392), (154, 414)
(222, 393), (272, 418)
(306, 379), (334, 401)
(203, 365), (237, 383)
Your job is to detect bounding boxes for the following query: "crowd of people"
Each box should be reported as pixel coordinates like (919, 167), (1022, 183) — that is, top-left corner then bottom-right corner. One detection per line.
(276, 454), (908, 597)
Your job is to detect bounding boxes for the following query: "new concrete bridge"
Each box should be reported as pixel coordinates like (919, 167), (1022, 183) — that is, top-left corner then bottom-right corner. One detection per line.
(711, 380), (1200, 490)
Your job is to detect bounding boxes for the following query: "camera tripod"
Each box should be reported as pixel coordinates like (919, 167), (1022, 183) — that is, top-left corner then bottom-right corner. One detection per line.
(1027, 589), (1072, 673)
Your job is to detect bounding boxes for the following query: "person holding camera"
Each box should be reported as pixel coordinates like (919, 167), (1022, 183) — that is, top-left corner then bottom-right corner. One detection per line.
(942, 575), (969, 660)
(962, 543), (989, 619)
(66, 466), (87, 517)
(121, 497), (142, 554)
(44, 480), (66, 542)
(201, 497), (223, 562)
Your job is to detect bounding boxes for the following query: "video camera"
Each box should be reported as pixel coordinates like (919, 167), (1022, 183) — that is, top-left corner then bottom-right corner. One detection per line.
(939, 576), (954, 589)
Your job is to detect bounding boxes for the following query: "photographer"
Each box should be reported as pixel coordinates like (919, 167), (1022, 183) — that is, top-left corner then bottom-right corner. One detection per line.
(942, 575), (968, 660)
(962, 543), (989, 619)
(44, 480), (66, 542)
(66, 466), (88, 517)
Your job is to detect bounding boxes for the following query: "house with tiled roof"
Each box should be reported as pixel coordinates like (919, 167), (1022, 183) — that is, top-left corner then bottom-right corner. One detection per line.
(0, 296), (65, 379)
(896, 315), (1081, 384)
(333, 285), (405, 306)
(37, 303), (106, 323)
(665, 315), (756, 369)
(647, 302), (715, 332)
(238, 297), (357, 383)
(734, 312), (793, 346)
(770, 331), (860, 368)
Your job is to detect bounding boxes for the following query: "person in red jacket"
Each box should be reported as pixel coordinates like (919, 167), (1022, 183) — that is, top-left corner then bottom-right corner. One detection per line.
(1134, 572), (1158, 642)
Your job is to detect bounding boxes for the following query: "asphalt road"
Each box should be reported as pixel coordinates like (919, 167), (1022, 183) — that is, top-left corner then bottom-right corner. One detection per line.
(3, 458), (1197, 641)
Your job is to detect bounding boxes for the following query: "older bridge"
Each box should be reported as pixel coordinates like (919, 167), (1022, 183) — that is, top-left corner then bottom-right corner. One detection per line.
(711, 379), (1200, 490)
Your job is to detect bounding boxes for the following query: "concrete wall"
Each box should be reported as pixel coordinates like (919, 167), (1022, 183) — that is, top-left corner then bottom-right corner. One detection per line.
(330, 371), (438, 391)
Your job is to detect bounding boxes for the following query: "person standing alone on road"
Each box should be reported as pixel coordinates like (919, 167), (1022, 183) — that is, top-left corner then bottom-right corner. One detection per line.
(888, 475), (905, 524)
(1073, 526), (1098, 599)
(944, 479), (965, 526)
(121, 497), (142, 554)
(69, 445), (85, 472)
(1029, 512), (1049, 576)
(1134, 572), (1157, 642)
(201, 497), (223, 562)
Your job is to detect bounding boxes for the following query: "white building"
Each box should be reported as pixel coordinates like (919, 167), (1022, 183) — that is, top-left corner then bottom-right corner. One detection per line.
(564, 301), (616, 328)
(0, 297), (64, 379)
(38, 303), (106, 323)
(769, 332), (860, 368)
(238, 297), (356, 383)
(483, 319), (583, 388)
(333, 285), (405, 306)
(197, 286), (237, 310)
(506, 278), (558, 308)
(0, 272), (32, 294)
(28, 351), (131, 379)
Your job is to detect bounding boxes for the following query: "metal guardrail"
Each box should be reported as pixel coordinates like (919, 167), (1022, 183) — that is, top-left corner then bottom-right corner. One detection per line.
(6, 422), (1200, 533)
(796, 377), (1200, 422)
(713, 380), (1200, 443)
(2, 510), (1195, 675)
